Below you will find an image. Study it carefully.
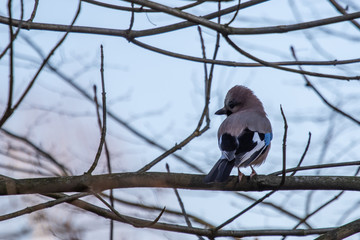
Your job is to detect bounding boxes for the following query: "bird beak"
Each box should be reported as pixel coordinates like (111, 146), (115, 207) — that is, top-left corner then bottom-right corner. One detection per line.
(215, 107), (227, 115)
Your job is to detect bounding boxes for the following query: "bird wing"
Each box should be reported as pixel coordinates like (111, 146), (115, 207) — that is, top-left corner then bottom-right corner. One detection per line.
(218, 133), (239, 161)
(218, 111), (272, 168)
(203, 158), (235, 183)
(235, 130), (271, 167)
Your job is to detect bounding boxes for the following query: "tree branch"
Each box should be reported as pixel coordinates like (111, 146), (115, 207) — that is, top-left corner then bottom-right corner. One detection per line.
(223, 35), (360, 81)
(315, 218), (360, 240)
(1, 173), (360, 195)
(86, 45), (107, 174)
(48, 191), (338, 238)
(290, 46), (360, 125)
(2, 7), (360, 37)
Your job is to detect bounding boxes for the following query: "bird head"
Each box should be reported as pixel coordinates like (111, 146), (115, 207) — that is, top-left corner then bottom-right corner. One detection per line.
(215, 85), (265, 116)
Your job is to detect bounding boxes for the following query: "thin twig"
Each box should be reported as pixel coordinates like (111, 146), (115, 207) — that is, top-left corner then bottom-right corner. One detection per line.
(0, 175), (89, 222)
(0, 162), (51, 176)
(86, 45), (107, 174)
(290, 132), (311, 176)
(328, 0), (360, 30)
(90, 45), (114, 240)
(0, 128), (70, 176)
(102, 134), (114, 239)
(0, 192), (89, 221)
(100, 192), (214, 228)
(104, 131), (114, 239)
(197, 26), (210, 127)
(0, 1), (82, 128)
(0, 0), (24, 60)
(27, 0), (39, 23)
(288, 0), (337, 65)
(225, 0), (241, 26)
(166, 165), (192, 227)
(270, 160), (360, 176)
(0, 0), (22, 129)
(280, 105), (288, 185)
(306, 78), (360, 124)
(223, 34), (360, 81)
(166, 164), (205, 240)
(213, 190), (277, 232)
(7, 0), (14, 117)
(92, 191), (166, 228)
(290, 46), (360, 125)
(291, 167), (360, 232)
(236, 192), (312, 228)
(127, 36), (360, 68)
(296, 191), (345, 231)
(46, 192), (336, 238)
(0, 150), (63, 176)
(127, 2), (135, 34)
(12, 3), (81, 111)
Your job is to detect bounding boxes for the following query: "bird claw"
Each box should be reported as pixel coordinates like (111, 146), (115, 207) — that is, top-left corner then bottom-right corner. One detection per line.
(238, 168), (244, 182)
(250, 166), (257, 179)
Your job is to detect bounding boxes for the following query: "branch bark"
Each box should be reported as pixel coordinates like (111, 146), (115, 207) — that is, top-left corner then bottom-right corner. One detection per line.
(1, 173), (360, 196)
(1, 9), (360, 38)
(315, 218), (360, 240)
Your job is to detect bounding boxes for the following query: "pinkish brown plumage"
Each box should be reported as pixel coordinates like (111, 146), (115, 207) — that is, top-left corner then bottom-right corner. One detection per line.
(204, 85), (272, 183)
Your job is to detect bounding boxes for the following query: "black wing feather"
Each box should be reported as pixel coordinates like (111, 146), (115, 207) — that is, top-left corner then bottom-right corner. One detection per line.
(204, 159), (235, 183)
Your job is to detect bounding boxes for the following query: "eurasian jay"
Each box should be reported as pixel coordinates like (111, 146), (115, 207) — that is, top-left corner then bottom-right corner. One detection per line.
(204, 85), (272, 183)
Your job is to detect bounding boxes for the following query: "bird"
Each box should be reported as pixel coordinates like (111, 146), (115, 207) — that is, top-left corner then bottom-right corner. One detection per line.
(204, 85), (272, 183)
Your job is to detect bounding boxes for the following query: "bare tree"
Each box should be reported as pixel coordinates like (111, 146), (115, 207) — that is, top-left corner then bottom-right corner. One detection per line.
(0, 0), (360, 239)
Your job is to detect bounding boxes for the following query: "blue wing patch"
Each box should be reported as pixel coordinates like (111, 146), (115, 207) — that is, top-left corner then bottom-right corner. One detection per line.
(264, 132), (272, 146)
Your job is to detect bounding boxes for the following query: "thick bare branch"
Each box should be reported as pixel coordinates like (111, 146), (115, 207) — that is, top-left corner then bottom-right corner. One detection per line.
(2, 7), (360, 38)
(315, 218), (360, 240)
(1, 173), (360, 195)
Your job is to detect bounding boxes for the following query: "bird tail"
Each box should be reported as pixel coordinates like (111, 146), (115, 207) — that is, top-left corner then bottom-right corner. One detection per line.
(204, 158), (234, 183)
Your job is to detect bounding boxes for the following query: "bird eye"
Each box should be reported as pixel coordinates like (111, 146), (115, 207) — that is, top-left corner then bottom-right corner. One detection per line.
(228, 101), (235, 109)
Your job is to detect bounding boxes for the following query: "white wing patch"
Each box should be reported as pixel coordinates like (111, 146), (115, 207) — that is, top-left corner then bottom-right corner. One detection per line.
(218, 134), (238, 162)
(221, 150), (237, 162)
